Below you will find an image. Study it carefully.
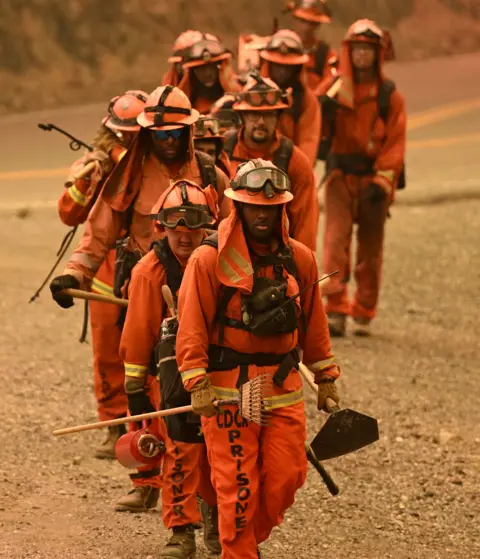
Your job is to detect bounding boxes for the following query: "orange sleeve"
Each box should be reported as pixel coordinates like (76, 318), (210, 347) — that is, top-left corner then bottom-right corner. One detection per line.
(295, 87), (321, 167)
(216, 167), (233, 221)
(286, 148), (319, 251)
(65, 195), (123, 287)
(176, 246), (220, 390)
(120, 256), (165, 379)
(294, 243), (339, 380)
(373, 89), (407, 194)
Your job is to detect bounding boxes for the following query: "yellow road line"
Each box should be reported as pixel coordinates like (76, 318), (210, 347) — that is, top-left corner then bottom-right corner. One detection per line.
(0, 167), (69, 181)
(410, 132), (480, 149)
(408, 97), (480, 130)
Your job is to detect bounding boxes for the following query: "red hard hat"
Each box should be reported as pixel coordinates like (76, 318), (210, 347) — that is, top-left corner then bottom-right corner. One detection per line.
(344, 19), (384, 46)
(289, 0), (332, 24)
(260, 30), (309, 66)
(182, 34), (232, 69)
(168, 30), (203, 63)
(137, 86), (199, 131)
(103, 90), (148, 132)
(233, 74), (292, 112)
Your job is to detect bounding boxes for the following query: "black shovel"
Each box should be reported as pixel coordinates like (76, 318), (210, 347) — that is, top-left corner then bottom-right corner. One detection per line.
(299, 364), (379, 461)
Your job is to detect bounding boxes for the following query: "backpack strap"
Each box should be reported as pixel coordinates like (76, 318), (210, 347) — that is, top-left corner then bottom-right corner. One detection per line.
(312, 41), (330, 77)
(223, 129), (249, 163)
(194, 150), (218, 191)
(378, 79), (396, 122)
(152, 238), (184, 303)
(201, 231), (219, 250)
(272, 136), (294, 174)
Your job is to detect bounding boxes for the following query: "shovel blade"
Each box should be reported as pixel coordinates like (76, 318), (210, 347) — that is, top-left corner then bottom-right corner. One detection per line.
(310, 408), (379, 461)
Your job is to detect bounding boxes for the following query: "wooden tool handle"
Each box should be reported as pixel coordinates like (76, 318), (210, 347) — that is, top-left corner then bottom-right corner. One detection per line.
(161, 285), (177, 317)
(305, 443), (340, 496)
(63, 288), (128, 308)
(299, 364), (340, 413)
(326, 397), (341, 414)
(72, 161), (97, 180)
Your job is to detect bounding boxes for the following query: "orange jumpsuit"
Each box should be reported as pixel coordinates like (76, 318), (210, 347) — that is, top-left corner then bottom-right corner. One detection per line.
(176, 210), (339, 559)
(321, 47), (406, 320)
(57, 155), (127, 421)
(226, 129), (319, 251)
(120, 246), (216, 514)
(261, 62), (321, 167)
(63, 137), (231, 289)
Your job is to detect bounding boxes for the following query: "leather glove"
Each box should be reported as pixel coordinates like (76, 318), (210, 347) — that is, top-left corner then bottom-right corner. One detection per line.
(316, 378), (340, 412)
(49, 274), (80, 309)
(125, 376), (155, 418)
(364, 181), (387, 204)
(190, 377), (217, 418)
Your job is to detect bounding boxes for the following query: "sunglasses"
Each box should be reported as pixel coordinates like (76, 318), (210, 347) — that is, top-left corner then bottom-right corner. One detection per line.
(152, 128), (186, 141)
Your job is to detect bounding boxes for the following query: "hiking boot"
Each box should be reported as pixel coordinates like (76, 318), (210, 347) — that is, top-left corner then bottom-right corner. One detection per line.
(94, 424), (126, 460)
(160, 525), (196, 559)
(114, 486), (160, 512)
(352, 317), (371, 337)
(327, 313), (346, 337)
(200, 499), (221, 555)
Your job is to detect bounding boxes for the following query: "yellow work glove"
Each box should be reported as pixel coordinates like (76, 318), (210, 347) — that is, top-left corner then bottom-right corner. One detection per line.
(315, 376), (340, 412)
(190, 377), (217, 418)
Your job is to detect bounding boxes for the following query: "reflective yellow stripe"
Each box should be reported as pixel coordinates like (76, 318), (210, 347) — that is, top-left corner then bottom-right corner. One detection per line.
(264, 389), (303, 411)
(308, 356), (335, 373)
(212, 386), (239, 399)
(125, 364), (148, 378)
(218, 256), (242, 284)
(181, 368), (206, 382)
(377, 169), (395, 183)
(117, 149), (127, 162)
(91, 277), (114, 296)
(67, 184), (88, 206)
(226, 247), (253, 276)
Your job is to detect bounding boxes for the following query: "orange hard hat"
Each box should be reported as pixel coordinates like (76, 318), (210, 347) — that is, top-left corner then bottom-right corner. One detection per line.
(182, 34), (232, 69)
(103, 90), (148, 132)
(260, 30), (309, 66)
(150, 179), (219, 232)
(344, 19), (384, 46)
(226, 159), (293, 205)
(137, 86), (199, 131)
(168, 30), (203, 63)
(288, 0), (332, 24)
(233, 73), (292, 112)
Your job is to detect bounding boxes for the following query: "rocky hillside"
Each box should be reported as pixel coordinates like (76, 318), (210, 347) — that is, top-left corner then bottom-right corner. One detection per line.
(0, 0), (479, 115)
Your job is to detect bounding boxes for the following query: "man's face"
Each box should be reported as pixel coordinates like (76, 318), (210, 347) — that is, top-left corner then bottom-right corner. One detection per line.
(350, 42), (377, 70)
(150, 127), (188, 163)
(242, 111), (278, 145)
(269, 62), (297, 88)
(241, 203), (281, 243)
(193, 63), (219, 88)
(292, 18), (319, 45)
(165, 228), (204, 260)
(194, 139), (218, 160)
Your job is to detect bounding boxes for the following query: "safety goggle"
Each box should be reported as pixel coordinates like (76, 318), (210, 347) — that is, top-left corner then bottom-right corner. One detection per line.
(349, 22), (383, 40)
(152, 128), (186, 141)
(266, 36), (305, 55)
(231, 168), (291, 195)
(188, 40), (229, 62)
(152, 206), (214, 229)
(194, 117), (221, 136)
(237, 89), (286, 107)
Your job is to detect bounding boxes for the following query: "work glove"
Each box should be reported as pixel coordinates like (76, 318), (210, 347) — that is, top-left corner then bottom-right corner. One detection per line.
(125, 376), (156, 419)
(49, 274), (80, 309)
(364, 181), (387, 204)
(315, 376), (340, 412)
(190, 377), (217, 418)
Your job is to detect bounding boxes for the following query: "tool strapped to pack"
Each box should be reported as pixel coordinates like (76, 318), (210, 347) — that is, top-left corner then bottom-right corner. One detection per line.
(287, 81), (305, 123)
(201, 232), (304, 387)
(223, 130), (294, 173)
(307, 41), (331, 78)
(194, 149), (218, 191)
(320, 78), (406, 188)
(151, 237), (203, 443)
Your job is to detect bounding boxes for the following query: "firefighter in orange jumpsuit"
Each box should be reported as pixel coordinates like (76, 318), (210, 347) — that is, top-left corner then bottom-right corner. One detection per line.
(50, 86), (231, 509)
(259, 29), (321, 167)
(224, 74), (319, 251)
(320, 20), (406, 336)
(210, 94), (242, 135)
(162, 30), (202, 87)
(178, 34), (241, 114)
(192, 115), (231, 177)
(120, 180), (221, 557)
(57, 90), (147, 460)
(176, 159), (340, 559)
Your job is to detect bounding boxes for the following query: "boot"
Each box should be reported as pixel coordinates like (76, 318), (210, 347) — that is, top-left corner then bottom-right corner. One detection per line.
(94, 424), (126, 460)
(160, 525), (196, 559)
(114, 486), (160, 512)
(200, 499), (221, 555)
(352, 316), (371, 337)
(327, 313), (346, 337)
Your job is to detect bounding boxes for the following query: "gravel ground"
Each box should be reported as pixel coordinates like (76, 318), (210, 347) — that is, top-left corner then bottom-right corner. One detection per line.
(0, 196), (479, 559)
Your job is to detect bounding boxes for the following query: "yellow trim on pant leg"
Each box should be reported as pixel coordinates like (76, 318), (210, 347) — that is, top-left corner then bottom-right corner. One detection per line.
(125, 364), (148, 378)
(91, 277), (114, 296)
